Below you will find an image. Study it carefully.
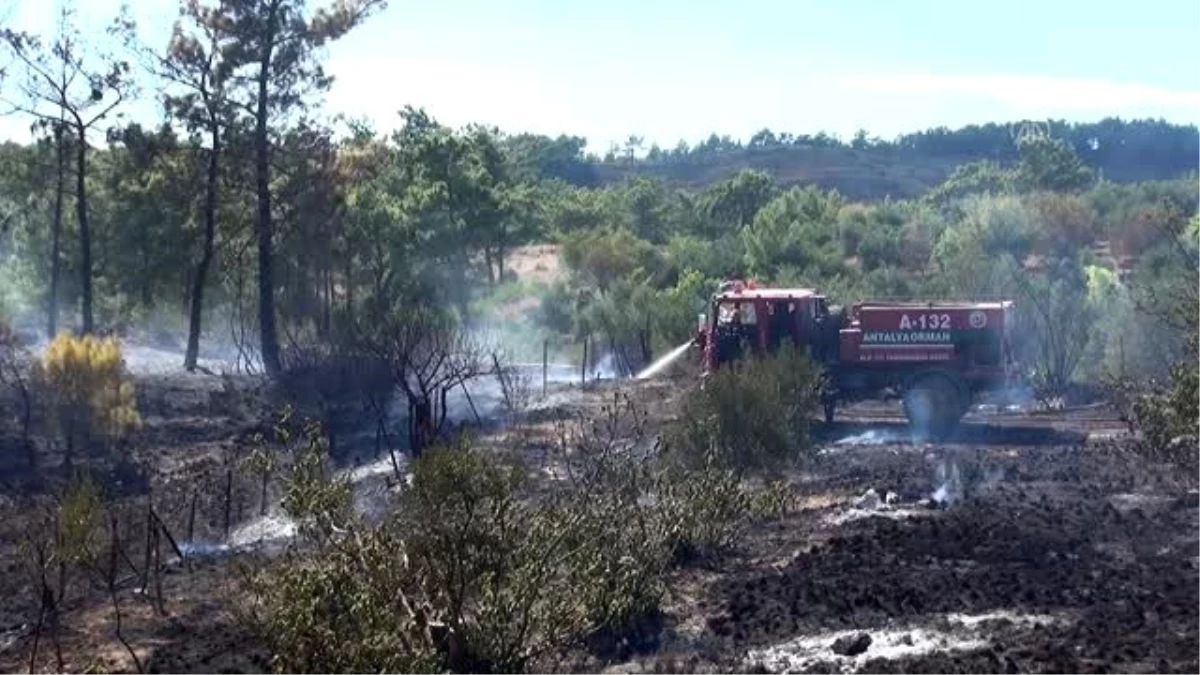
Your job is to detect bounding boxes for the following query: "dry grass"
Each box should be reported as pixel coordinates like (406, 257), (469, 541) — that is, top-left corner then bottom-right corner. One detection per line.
(507, 244), (565, 285)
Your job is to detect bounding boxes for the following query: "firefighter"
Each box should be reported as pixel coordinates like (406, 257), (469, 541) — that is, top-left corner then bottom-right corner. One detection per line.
(769, 302), (797, 351)
(715, 304), (743, 364)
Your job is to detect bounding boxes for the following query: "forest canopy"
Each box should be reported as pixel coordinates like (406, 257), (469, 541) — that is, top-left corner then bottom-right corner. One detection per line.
(0, 1), (1195, 393)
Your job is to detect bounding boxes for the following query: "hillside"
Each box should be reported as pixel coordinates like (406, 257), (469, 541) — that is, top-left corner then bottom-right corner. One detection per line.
(592, 146), (964, 201)
(556, 118), (1200, 199)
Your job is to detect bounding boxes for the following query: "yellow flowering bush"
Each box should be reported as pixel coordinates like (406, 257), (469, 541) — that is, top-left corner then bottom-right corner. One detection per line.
(36, 332), (140, 462)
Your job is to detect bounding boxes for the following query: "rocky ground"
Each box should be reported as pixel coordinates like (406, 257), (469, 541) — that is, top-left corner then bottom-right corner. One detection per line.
(0, 367), (1196, 674)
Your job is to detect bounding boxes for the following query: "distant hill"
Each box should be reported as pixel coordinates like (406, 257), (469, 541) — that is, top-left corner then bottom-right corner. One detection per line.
(591, 146), (964, 201)
(514, 118), (1200, 200)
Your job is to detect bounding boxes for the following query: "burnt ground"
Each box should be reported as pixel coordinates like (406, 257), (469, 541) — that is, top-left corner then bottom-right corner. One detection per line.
(0, 368), (1197, 674)
(0, 369), (277, 674)
(614, 404), (1199, 674)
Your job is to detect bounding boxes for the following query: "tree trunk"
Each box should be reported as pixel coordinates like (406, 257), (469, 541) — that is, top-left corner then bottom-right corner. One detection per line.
(47, 124), (65, 338)
(436, 386), (449, 437)
(322, 266), (332, 337)
(640, 315), (653, 369)
(484, 246), (495, 285)
(255, 6), (281, 377)
(259, 472), (268, 517)
(181, 267), (192, 316)
(74, 121), (93, 335)
(453, 253), (471, 321)
(64, 418), (74, 470)
(497, 222), (506, 284)
(140, 218), (152, 308)
(185, 126), (219, 371)
(223, 467), (232, 538)
(344, 257), (354, 326)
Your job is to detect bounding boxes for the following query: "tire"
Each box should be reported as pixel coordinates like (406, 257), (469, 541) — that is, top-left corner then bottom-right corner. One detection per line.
(903, 375), (964, 441)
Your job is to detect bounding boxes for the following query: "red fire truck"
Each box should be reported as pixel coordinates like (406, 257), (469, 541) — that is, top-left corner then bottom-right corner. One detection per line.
(695, 279), (1019, 439)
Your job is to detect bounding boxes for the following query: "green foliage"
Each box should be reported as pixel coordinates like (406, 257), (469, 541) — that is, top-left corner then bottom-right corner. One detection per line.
(0, 26), (1198, 450)
(58, 474), (105, 566)
(925, 160), (1018, 204)
(836, 205), (869, 257)
(241, 399), (794, 672)
(655, 456), (753, 563)
(743, 186), (843, 279)
(1026, 191), (1098, 256)
(542, 182), (610, 234)
(560, 227), (660, 292)
(667, 345), (824, 474)
(401, 444), (572, 671)
(925, 132), (1100, 214)
(857, 225), (903, 270)
(1133, 359), (1198, 473)
(1117, 209), (1199, 474)
(535, 282), (576, 336)
(931, 194), (1034, 297)
(0, 76), (1193, 407)
(653, 269), (713, 346)
(399, 432), (698, 670)
(279, 427), (353, 541)
(390, 108), (534, 308)
(242, 523), (442, 674)
(504, 133), (594, 185)
(579, 275), (658, 373)
(701, 169), (779, 233)
(663, 234), (742, 281)
(1011, 258), (1097, 399)
(618, 175), (689, 243)
(1016, 134), (1096, 193)
(5, 39), (1200, 675)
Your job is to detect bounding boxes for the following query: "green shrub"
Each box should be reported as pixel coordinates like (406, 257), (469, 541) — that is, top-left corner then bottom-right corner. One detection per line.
(1133, 358), (1199, 476)
(656, 456), (751, 564)
(399, 433), (686, 670)
(245, 428), (668, 672)
(836, 206), (868, 257)
(652, 269), (713, 346)
(664, 234), (742, 281)
(278, 422), (353, 541)
(749, 479), (795, 521)
(857, 227), (902, 270)
(401, 445), (594, 672)
(241, 402), (798, 673)
(560, 227), (659, 292)
(536, 282), (576, 335)
(666, 344), (824, 474)
(242, 524), (441, 674)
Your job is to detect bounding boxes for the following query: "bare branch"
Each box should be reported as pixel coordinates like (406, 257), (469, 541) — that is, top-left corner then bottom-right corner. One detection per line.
(83, 90), (125, 130)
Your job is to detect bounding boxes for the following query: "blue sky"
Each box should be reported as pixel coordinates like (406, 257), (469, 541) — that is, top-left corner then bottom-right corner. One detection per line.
(3, 0), (1198, 152)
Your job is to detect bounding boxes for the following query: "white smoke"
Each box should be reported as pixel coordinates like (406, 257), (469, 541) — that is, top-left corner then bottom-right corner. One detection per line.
(931, 458), (963, 506)
(834, 429), (909, 446)
(930, 455), (1006, 507)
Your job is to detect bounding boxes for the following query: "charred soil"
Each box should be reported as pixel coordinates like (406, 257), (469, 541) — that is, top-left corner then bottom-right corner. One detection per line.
(604, 400), (1198, 674)
(0, 369), (1195, 674)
